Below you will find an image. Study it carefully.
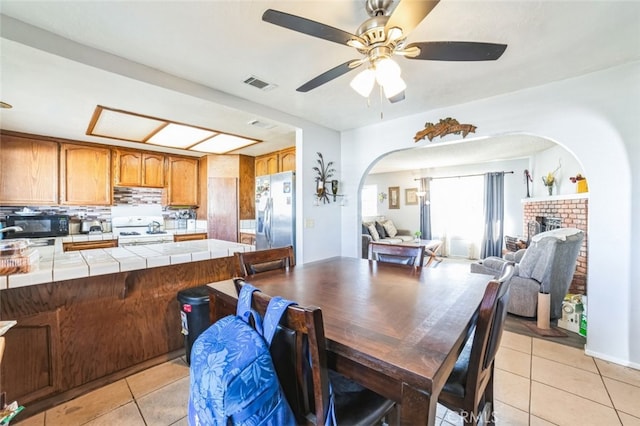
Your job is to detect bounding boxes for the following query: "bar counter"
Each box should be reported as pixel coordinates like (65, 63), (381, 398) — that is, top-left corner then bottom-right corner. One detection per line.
(0, 238), (252, 289)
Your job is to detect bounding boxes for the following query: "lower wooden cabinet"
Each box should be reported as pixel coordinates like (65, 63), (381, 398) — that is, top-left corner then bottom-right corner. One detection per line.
(0, 256), (236, 414)
(173, 233), (207, 242)
(1, 310), (62, 404)
(239, 232), (256, 245)
(63, 240), (118, 251)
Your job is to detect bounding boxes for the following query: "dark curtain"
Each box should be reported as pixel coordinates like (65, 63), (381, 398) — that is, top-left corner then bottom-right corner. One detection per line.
(480, 172), (505, 258)
(419, 177), (432, 240)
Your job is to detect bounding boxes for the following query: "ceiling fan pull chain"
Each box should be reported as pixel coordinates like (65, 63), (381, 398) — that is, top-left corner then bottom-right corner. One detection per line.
(379, 85), (384, 120)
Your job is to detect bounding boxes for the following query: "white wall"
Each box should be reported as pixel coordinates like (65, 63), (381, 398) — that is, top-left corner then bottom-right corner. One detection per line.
(531, 144), (586, 197)
(340, 62), (639, 368)
(363, 170), (422, 234)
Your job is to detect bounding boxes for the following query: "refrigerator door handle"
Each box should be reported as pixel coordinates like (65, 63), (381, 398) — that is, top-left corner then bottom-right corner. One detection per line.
(265, 197), (272, 247)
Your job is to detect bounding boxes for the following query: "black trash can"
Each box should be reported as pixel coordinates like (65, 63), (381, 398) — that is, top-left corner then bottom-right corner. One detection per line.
(177, 286), (210, 365)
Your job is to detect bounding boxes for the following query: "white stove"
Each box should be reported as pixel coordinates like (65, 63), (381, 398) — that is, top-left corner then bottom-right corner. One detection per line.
(111, 205), (174, 246)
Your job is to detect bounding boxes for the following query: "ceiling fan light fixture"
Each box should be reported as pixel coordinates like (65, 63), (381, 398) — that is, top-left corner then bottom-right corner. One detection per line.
(374, 56), (401, 86)
(350, 68), (376, 98)
(387, 27), (403, 43)
(382, 75), (406, 99)
(347, 37), (366, 50)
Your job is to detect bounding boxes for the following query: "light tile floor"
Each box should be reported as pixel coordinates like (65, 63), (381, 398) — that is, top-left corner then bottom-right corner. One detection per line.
(14, 331), (640, 425)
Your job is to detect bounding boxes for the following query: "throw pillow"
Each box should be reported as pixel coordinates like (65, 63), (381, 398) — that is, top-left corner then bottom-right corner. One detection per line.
(375, 221), (388, 239)
(367, 223), (380, 241)
(362, 223), (371, 236)
(382, 220), (398, 238)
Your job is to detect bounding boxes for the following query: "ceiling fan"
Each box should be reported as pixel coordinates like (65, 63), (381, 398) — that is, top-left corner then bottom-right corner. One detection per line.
(262, 0), (507, 102)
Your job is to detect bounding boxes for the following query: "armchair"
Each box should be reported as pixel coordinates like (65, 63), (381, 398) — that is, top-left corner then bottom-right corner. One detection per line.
(470, 228), (584, 319)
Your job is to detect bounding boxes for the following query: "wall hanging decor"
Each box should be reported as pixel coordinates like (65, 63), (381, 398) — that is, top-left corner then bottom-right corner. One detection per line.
(389, 186), (400, 209)
(312, 152), (336, 204)
(414, 117), (476, 142)
(405, 188), (418, 205)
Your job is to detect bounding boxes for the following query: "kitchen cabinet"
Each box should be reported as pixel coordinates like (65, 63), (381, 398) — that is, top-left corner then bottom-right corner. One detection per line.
(166, 156), (199, 206)
(0, 256), (236, 416)
(63, 240), (118, 251)
(239, 232), (256, 246)
(0, 133), (59, 205)
(199, 155), (255, 242)
(255, 152), (278, 176)
(278, 147), (296, 172)
(60, 144), (112, 205)
(255, 147), (295, 176)
(0, 310), (62, 405)
(173, 232), (207, 242)
(113, 149), (164, 188)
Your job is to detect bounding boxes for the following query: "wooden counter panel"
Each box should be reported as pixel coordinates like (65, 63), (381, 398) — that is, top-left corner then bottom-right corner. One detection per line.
(1, 256), (235, 408)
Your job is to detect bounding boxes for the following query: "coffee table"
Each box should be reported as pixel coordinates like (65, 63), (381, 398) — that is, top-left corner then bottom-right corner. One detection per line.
(400, 239), (443, 266)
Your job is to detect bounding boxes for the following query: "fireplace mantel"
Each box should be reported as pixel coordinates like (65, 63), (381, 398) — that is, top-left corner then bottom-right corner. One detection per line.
(522, 193), (589, 203)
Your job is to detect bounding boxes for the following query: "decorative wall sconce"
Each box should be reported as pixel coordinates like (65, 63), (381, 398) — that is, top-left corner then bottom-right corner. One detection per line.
(313, 152), (342, 204)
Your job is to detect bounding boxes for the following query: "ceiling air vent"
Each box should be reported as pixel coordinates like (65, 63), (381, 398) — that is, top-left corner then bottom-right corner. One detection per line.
(248, 119), (276, 130)
(243, 75), (277, 91)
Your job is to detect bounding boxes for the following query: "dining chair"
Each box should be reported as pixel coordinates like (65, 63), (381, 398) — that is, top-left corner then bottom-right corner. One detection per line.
(438, 263), (515, 426)
(234, 245), (295, 277)
(234, 278), (395, 425)
(368, 241), (426, 268)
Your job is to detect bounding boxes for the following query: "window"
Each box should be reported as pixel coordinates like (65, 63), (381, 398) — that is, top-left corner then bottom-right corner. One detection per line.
(361, 184), (378, 217)
(430, 176), (484, 257)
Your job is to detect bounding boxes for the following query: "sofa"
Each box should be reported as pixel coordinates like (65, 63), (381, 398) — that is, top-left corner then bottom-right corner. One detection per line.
(470, 228), (584, 319)
(361, 219), (414, 258)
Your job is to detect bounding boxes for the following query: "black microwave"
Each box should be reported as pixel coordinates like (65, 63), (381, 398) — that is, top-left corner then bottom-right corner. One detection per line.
(5, 214), (70, 238)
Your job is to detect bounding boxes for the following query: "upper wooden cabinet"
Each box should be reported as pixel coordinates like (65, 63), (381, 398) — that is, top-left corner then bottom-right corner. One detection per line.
(113, 149), (165, 188)
(278, 147), (296, 172)
(0, 134), (59, 205)
(60, 144), (112, 205)
(166, 156), (198, 206)
(255, 153), (278, 176)
(255, 146), (295, 176)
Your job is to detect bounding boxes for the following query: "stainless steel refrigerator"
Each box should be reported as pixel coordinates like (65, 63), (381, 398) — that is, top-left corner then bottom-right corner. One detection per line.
(255, 171), (295, 251)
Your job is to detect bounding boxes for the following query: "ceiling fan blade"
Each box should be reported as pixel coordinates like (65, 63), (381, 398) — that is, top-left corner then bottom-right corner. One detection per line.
(385, 0), (440, 36)
(404, 41), (507, 61)
(297, 60), (362, 92)
(262, 9), (356, 46)
(388, 91), (405, 103)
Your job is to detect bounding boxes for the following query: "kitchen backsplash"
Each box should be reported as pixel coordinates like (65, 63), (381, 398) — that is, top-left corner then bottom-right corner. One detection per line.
(113, 187), (164, 205)
(0, 205), (112, 221)
(1, 187), (166, 222)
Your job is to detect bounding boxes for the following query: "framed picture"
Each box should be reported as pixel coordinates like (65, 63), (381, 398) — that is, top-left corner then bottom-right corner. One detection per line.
(405, 188), (418, 205)
(388, 186), (400, 209)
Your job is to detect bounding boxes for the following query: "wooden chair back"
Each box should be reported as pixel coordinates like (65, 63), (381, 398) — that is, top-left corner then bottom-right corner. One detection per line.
(233, 278), (331, 425)
(439, 263), (515, 425)
(368, 242), (425, 268)
(234, 245), (295, 277)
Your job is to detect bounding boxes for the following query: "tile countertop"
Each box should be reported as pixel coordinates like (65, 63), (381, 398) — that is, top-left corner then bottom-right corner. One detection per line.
(0, 239), (254, 290)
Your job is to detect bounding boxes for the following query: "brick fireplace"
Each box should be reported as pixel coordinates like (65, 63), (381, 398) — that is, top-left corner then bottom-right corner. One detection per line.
(522, 194), (588, 294)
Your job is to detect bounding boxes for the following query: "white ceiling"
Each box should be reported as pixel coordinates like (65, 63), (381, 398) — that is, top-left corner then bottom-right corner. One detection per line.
(1, 1), (639, 165)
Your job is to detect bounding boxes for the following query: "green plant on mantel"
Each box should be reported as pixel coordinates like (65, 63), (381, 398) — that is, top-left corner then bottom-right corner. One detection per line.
(312, 152), (335, 204)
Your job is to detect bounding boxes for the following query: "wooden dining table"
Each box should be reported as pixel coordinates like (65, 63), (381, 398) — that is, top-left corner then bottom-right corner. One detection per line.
(206, 256), (491, 426)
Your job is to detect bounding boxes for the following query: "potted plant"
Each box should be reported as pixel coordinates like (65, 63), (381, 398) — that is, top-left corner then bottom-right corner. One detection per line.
(414, 230), (422, 242)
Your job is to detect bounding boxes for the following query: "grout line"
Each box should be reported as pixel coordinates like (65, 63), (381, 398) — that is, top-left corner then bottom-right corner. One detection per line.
(124, 376), (148, 426)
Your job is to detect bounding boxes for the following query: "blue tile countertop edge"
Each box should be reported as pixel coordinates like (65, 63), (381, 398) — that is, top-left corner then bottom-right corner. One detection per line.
(0, 238), (253, 290)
